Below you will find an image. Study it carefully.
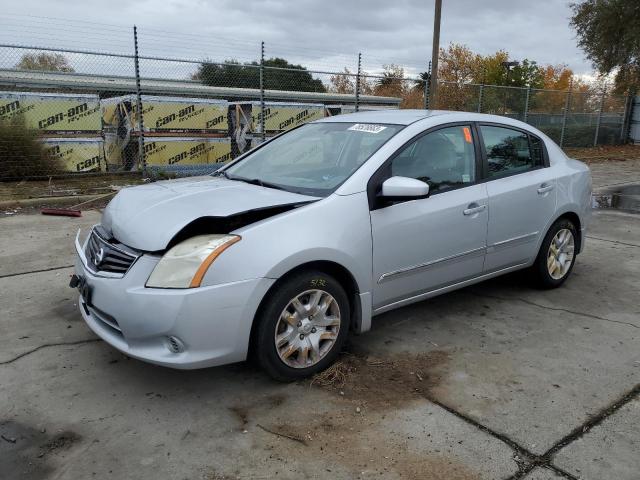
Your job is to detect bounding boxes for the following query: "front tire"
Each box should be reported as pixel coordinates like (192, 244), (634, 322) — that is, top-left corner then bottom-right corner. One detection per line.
(255, 270), (350, 381)
(532, 218), (577, 289)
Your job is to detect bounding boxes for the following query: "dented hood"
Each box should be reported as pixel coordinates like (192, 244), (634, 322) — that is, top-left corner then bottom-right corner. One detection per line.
(101, 176), (318, 251)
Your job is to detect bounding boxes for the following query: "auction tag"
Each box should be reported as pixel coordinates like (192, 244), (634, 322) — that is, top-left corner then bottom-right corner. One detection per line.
(348, 123), (387, 134)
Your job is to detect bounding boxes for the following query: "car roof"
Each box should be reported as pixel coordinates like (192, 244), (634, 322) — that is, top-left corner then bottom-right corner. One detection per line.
(315, 109), (536, 129)
(316, 109), (453, 125)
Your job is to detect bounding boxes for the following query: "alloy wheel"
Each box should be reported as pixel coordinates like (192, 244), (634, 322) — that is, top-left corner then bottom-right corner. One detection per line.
(274, 289), (341, 369)
(547, 228), (575, 280)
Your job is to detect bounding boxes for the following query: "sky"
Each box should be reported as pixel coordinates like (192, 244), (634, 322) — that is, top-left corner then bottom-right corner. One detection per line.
(0, 0), (594, 78)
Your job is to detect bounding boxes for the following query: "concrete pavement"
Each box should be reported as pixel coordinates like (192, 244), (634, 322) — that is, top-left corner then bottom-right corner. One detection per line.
(0, 206), (638, 479)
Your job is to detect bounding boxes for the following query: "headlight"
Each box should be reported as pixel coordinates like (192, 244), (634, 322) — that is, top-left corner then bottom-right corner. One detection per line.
(146, 234), (240, 288)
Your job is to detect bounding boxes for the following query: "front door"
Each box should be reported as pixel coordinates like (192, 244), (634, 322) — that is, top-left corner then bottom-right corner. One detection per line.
(370, 124), (489, 310)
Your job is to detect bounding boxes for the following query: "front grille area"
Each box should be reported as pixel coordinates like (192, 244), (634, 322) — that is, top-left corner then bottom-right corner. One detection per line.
(85, 226), (139, 276)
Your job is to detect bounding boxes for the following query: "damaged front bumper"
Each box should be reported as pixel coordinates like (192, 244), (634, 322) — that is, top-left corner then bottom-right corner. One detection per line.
(72, 231), (275, 369)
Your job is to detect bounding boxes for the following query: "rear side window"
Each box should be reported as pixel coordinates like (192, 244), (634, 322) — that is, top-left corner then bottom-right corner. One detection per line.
(479, 125), (544, 177)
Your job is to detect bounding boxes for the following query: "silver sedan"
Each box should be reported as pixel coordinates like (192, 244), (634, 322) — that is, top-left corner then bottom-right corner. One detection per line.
(71, 110), (591, 380)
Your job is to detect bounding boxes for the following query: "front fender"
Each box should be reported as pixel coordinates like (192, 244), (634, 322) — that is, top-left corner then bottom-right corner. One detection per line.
(200, 191), (374, 295)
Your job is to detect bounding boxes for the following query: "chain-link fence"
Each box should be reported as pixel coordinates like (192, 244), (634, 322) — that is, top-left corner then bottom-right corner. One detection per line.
(0, 21), (632, 180)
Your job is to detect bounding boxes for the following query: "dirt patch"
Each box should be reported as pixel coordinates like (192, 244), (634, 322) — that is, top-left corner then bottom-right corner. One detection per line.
(228, 393), (287, 432)
(37, 431), (81, 458)
(564, 144), (640, 163)
(0, 420), (81, 480)
(212, 353), (480, 479)
(0, 174), (144, 202)
(203, 471), (242, 480)
(238, 352), (476, 479)
(311, 350), (450, 409)
(387, 453), (482, 480)
(228, 406), (249, 431)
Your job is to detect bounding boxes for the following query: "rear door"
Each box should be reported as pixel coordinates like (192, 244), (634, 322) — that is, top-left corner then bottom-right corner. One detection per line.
(478, 124), (557, 272)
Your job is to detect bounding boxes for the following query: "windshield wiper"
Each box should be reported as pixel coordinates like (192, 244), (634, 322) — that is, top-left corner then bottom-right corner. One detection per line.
(214, 171), (288, 191)
(232, 176), (288, 191)
(212, 170), (230, 179)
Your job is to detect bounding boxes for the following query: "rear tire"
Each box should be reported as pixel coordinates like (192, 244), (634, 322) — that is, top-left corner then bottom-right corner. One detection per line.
(255, 270), (350, 382)
(532, 218), (577, 289)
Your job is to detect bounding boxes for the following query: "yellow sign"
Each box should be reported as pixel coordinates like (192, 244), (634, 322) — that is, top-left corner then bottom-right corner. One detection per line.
(143, 137), (232, 166)
(0, 92), (101, 133)
(41, 138), (104, 172)
(101, 95), (229, 132)
(250, 103), (325, 132)
(103, 132), (125, 167)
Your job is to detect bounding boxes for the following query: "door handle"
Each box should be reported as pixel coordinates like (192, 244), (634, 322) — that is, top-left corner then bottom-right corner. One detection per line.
(463, 204), (486, 216)
(537, 183), (554, 194)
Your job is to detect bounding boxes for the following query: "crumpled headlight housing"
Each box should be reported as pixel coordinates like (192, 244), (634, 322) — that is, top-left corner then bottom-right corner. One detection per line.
(146, 234), (240, 288)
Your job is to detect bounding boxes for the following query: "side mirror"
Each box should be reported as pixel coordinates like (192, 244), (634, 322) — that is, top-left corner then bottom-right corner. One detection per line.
(380, 176), (430, 200)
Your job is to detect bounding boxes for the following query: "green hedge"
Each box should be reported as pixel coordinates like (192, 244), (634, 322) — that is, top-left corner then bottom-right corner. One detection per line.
(536, 124), (624, 147)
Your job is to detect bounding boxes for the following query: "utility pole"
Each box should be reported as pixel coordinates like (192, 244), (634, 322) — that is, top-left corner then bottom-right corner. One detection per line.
(429, 0), (442, 108)
(501, 61), (519, 115)
(259, 41), (265, 142)
(355, 53), (362, 112)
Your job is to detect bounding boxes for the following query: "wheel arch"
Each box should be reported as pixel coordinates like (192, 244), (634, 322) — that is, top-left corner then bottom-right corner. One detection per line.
(247, 260), (364, 359)
(553, 210), (582, 253)
(534, 209), (583, 261)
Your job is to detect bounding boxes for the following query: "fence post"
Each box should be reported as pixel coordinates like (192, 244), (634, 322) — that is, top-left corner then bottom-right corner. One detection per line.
(477, 84), (484, 113)
(593, 85), (606, 147)
(259, 41), (265, 142)
(355, 53), (362, 112)
(133, 26), (146, 175)
(559, 79), (573, 148)
(424, 60), (431, 110)
(523, 85), (531, 123)
(620, 94), (632, 142)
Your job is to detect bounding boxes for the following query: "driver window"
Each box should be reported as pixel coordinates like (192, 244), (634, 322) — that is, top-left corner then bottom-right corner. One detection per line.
(390, 125), (476, 193)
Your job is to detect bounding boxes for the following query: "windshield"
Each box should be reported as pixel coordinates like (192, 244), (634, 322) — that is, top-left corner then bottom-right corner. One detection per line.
(222, 122), (404, 196)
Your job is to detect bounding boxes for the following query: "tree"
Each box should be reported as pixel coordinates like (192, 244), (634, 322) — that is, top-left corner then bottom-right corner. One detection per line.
(508, 60), (544, 89)
(414, 70), (430, 92)
(329, 68), (355, 94)
(328, 68), (374, 96)
(15, 53), (74, 72)
(571, 0), (640, 93)
(194, 57), (325, 92)
(541, 64), (574, 91)
(439, 44), (483, 85)
(369, 65), (424, 108)
(470, 50), (503, 84)
(474, 54), (543, 88)
(435, 45), (543, 112)
(436, 44), (483, 110)
(374, 64), (406, 98)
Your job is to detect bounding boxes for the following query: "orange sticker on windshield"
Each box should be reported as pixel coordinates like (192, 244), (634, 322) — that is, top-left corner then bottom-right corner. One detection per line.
(463, 126), (472, 143)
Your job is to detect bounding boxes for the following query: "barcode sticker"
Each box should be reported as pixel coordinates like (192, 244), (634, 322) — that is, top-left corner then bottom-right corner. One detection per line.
(348, 123), (387, 134)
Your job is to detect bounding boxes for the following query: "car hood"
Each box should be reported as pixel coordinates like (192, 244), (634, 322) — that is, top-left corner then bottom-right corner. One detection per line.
(101, 176), (319, 251)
